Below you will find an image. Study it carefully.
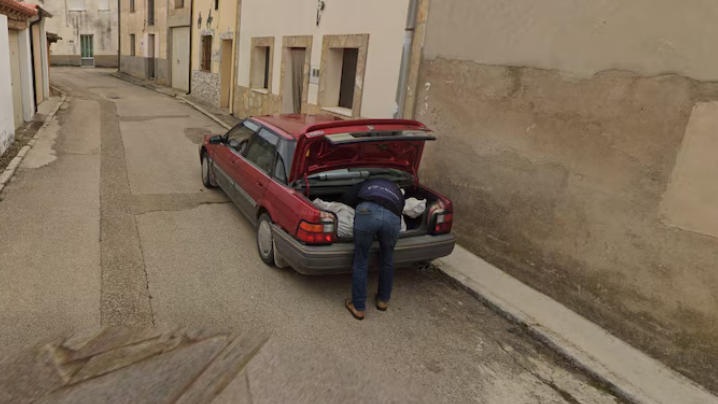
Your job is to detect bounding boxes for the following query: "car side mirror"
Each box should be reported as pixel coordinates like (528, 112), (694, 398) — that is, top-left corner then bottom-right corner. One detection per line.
(209, 135), (223, 145)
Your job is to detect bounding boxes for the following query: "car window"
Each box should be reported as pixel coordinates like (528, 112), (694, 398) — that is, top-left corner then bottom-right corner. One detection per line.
(245, 129), (278, 174)
(226, 120), (260, 152)
(273, 154), (287, 184)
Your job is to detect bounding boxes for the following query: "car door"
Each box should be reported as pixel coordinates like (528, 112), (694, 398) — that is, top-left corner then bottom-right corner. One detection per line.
(213, 120), (260, 217)
(234, 128), (280, 225)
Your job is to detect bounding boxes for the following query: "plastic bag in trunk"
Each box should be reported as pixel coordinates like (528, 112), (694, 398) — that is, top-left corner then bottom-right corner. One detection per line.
(403, 198), (426, 219)
(313, 199), (355, 238)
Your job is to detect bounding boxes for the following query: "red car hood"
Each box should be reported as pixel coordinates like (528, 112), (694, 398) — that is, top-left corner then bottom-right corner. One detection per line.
(290, 128), (436, 183)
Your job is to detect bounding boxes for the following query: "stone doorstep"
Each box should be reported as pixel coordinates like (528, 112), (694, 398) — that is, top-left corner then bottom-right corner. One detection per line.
(434, 246), (718, 404)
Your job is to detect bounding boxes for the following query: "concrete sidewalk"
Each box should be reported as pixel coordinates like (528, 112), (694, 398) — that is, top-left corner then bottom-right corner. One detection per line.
(435, 246), (718, 404)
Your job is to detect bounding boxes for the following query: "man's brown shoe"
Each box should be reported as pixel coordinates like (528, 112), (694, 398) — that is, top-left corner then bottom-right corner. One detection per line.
(345, 299), (365, 320)
(375, 295), (388, 312)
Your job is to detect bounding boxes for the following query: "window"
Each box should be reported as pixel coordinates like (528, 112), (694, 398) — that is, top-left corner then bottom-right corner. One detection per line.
(214, 0), (219, 10)
(250, 41), (273, 90)
(201, 36), (212, 72)
(148, 0), (155, 26)
(226, 120), (260, 152)
(319, 35), (368, 117)
(273, 153), (287, 184)
(244, 129), (278, 174)
(68, 0), (86, 11)
(175, 0), (184, 8)
(130, 34), (136, 56)
(322, 47), (359, 112)
(338, 49), (358, 109)
(130, 0), (135, 12)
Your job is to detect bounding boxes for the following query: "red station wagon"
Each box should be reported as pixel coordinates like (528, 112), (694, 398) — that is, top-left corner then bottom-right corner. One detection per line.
(199, 114), (456, 274)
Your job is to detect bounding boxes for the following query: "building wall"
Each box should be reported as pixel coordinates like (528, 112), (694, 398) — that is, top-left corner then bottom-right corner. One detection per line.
(0, 15), (16, 155)
(18, 28), (35, 121)
(234, 0), (411, 119)
(120, 0), (190, 87)
(190, 0), (237, 106)
(417, 0), (718, 392)
(27, 0), (119, 67)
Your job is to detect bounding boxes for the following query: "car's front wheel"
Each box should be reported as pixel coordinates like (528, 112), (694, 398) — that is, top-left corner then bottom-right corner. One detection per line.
(201, 153), (217, 188)
(256, 214), (275, 266)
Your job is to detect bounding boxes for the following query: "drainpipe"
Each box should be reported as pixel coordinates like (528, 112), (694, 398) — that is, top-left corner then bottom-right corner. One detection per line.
(29, 12), (44, 110)
(117, 0), (121, 72)
(394, 0), (419, 119)
(188, 0), (194, 94)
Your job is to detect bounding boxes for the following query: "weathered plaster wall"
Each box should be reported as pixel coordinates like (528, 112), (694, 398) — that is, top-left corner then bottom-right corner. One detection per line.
(28, 0), (119, 65)
(0, 15), (15, 156)
(120, 0), (172, 84)
(190, 0), (237, 106)
(418, 0), (718, 392)
(236, 0), (411, 118)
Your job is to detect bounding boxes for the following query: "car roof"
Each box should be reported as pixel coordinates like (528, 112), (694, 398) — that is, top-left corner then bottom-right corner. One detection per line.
(251, 114), (429, 140)
(252, 114), (343, 140)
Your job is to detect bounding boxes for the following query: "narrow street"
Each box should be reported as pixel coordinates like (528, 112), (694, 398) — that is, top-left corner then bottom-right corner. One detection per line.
(0, 68), (620, 403)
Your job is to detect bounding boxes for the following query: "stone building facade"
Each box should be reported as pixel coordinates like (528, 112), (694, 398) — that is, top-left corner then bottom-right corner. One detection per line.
(416, 0), (718, 393)
(27, 0), (118, 67)
(119, 0), (191, 90)
(190, 0), (237, 109)
(232, 0), (427, 120)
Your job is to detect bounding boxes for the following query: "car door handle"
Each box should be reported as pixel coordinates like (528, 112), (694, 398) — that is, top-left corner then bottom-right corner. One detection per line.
(257, 181), (264, 187)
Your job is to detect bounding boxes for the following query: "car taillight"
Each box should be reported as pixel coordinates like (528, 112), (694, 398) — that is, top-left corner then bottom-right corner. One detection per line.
(296, 212), (337, 244)
(427, 201), (453, 234)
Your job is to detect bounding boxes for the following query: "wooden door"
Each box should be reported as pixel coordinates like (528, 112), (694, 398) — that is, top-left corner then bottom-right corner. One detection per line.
(8, 29), (23, 129)
(171, 27), (190, 92)
(220, 40), (232, 108)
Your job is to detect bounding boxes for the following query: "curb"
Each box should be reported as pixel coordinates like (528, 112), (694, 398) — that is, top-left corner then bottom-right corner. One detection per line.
(0, 87), (66, 195)
(112, 72), (233, 130)
(434, 246), (718, 404)
(176, 96), (232, 130)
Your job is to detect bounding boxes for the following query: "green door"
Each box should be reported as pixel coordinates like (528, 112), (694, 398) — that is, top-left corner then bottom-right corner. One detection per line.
(80, 35), (94, 66)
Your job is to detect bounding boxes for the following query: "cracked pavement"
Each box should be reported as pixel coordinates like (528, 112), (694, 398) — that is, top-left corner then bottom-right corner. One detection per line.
(0, 68), (623, 404)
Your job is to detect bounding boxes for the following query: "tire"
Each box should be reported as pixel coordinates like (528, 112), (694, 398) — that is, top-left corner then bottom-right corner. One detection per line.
(201, 153), (217, 188)
(256, 214), (276, 266)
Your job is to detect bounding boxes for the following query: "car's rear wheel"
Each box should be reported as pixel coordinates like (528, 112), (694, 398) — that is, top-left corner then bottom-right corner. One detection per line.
(257, 214), (275, 266)
(201, 153), (217, 188)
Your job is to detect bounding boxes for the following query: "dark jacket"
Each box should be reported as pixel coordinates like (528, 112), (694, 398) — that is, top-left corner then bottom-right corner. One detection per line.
(341, 179), (405, 217)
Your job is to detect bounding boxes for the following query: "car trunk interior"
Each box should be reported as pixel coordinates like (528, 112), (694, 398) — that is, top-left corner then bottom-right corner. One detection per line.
(294, 183), (439, 242)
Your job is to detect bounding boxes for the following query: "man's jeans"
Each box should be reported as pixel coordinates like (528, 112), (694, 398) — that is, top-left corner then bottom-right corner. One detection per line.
(351, 201), (402, 311)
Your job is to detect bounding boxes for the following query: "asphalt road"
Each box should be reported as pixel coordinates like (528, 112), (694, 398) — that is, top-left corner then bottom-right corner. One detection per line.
(0, 68), (621, 404)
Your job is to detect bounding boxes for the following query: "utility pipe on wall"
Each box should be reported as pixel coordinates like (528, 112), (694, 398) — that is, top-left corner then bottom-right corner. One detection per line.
(395, 0), (419, 119)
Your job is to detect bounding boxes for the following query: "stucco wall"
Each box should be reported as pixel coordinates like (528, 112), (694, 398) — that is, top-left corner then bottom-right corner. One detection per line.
(0, 15), (16, 156)
(190, 0), (237, 106)
(236, 0), (410, 118)
(120, 0), (174, 82)
(28, 0), (119, 62)
(418, 0), (718, 393)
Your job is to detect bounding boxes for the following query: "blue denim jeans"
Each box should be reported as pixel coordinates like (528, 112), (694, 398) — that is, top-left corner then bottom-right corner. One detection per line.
(351, 201), (402, 311)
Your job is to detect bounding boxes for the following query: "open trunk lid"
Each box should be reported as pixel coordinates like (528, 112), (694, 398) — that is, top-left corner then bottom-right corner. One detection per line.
(290, 121), (436, 183)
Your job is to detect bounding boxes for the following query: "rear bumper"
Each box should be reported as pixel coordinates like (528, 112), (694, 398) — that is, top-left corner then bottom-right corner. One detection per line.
(271, 224), (456, 275)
